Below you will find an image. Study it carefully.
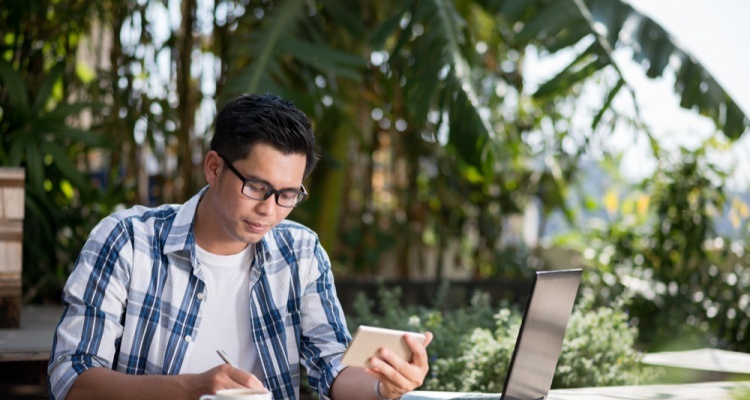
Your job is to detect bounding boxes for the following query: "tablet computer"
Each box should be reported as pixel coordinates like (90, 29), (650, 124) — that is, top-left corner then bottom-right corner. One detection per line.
(341, 325), (427, 368)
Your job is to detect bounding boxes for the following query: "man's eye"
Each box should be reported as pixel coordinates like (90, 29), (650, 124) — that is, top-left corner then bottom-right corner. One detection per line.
(246, 182), (268, 193)
(279, 191), (297, 201)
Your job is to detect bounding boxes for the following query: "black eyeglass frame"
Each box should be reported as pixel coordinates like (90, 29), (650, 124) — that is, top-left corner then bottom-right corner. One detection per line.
(217, 153), (308, 208)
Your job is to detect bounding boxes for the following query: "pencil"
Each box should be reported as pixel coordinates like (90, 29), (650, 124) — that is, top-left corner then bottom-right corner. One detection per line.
(216, 349), (238, 368)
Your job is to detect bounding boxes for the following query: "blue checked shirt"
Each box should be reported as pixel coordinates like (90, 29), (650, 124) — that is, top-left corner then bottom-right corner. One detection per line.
(48, 187), (352, 400)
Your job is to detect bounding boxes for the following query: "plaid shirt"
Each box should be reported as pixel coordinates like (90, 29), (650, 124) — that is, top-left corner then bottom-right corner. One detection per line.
(48, 187), (351, 400)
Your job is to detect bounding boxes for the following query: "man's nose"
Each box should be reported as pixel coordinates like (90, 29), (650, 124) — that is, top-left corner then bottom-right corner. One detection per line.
(255, 194), (276, 215)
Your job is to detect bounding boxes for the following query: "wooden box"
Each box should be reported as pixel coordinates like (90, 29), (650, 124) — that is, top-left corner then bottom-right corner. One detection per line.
(0, 168), (25, 328)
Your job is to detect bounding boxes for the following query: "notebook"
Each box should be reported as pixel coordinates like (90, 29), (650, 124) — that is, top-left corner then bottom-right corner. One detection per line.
(402, 269), (583, 400)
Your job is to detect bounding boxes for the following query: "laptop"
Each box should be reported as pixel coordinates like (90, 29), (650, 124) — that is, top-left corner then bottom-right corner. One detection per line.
(402, 269), (583, 400)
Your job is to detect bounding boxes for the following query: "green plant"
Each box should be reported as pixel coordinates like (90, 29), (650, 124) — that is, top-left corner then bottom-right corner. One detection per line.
(731, 385), (750, 400)
(554, 296), (658, 388)
(346, 284), (660, 391)
(0, 55), (123, 302)
(568, 145), (750, 352)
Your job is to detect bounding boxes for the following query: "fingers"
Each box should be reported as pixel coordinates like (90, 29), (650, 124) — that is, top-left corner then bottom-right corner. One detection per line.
(212, 364), (265, 390)
(364, 331), (433, 398)
(226, 366), (265, 389)
(406, 332), (432, 367)
(365, 362), (409, 399)
(367, 356), (419, 400)
(368, 331), (433, 372)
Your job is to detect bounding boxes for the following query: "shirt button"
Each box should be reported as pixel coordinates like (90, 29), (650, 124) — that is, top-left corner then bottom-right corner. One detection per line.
(185, 335), (192, 343)
(197, 292), (205, 300)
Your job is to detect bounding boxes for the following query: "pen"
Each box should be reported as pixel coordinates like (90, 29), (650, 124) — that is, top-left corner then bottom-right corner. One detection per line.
(217, 349), (238, 368)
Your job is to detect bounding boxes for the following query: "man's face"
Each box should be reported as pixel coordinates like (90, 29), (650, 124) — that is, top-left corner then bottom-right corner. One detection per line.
(202, 142), (306, 254)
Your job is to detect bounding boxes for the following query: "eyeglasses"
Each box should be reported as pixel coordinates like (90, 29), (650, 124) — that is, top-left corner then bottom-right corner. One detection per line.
(217, 153), (308, 208)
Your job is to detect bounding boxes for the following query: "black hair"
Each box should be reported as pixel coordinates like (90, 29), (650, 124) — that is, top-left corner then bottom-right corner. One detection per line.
(210, 93), (320, 178)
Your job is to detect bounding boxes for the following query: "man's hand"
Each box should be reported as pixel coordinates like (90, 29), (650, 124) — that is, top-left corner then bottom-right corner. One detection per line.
(184, 364), (266, 396)
(365, 331), (434, 399)
(67, 365), (266, 400)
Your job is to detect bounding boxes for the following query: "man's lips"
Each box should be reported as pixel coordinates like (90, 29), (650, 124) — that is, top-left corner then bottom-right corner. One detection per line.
(245, 221), (268, 233)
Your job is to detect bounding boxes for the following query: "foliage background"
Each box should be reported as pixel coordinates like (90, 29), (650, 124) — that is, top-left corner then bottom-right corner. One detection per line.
(1, 0), (749, 359)
(346, 285), (661, 391)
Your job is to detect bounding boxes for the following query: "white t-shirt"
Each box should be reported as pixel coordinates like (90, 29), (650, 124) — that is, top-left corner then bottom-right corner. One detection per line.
(181, 244), (264, 381)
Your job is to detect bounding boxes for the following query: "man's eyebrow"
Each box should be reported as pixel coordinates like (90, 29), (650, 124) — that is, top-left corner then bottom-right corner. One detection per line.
(245, 174), (302, 191)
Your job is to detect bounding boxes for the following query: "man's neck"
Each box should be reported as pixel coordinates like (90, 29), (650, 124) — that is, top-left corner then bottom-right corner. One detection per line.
(193, 189), (249, 255)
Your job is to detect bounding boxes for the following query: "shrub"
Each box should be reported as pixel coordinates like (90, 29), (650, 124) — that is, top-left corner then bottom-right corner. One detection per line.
(564, 146), (750, 352)
(346, 284), (661, 392)
(731, 386), (750, 400)
(554, 296), (658, 388)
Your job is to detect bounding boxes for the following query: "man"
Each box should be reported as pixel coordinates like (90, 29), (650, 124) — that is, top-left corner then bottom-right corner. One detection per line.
(48, 93), (432, 400)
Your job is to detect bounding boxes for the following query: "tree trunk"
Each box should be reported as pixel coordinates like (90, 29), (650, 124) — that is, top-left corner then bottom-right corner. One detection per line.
(176, 0), (196, 203)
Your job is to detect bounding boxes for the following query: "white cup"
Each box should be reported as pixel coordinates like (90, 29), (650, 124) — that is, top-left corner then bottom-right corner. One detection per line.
(199, 388), (272, 400)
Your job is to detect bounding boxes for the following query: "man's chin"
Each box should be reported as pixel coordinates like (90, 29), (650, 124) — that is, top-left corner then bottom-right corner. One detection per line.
(243, 231), (268, 244)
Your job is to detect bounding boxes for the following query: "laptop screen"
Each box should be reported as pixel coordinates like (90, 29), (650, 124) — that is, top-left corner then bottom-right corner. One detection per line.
(501, 269), (582, 400)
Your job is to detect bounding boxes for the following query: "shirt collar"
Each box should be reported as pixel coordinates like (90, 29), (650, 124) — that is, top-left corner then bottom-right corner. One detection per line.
(162, 185), (205, 257)
(163, 185), (272, 266)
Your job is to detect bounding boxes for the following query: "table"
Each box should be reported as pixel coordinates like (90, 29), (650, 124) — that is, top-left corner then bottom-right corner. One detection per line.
(403, 380), (750, 400)
(639, 347), (750, 383)
(3, 310), (749, 400)
(642, 348), (750, 374)
(0, 305), (62, 362)
(0, 305), (63, 399)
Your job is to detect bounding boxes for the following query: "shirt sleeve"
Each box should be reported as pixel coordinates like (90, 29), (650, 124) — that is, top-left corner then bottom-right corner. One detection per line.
(298, 238), (352, 400)
(47, 216), (132, 400)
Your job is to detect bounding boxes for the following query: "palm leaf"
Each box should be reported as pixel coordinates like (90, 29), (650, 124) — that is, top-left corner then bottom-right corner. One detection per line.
(513, 0), (581, 44)
(24, 191), (54, 239)
(42, 102), (100, 122)
(586, 0), (748, 138)
(25, 142), (45, 192)
(370, 1), (414, 49)
(0, 58), (30, 116)
(510, 0), (749, 139)
(394, 0), (496, 171)
(319, 0), (367, 39)
(533, 43), (607, 98)
(278, 38), (366, 81)
(224, 0), (368, 108)
(32, 61), (65, 115)
(223, 0), (305, 100)
(32, 124), (106, 147)
(8, 138), (24, 166)
(491, 0), (541, 22)
(592, 78), (625, 130)
(40, 141), (91, 192)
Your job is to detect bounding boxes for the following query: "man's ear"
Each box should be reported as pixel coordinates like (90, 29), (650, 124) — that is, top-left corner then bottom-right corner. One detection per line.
(204, 150), (222, 186)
